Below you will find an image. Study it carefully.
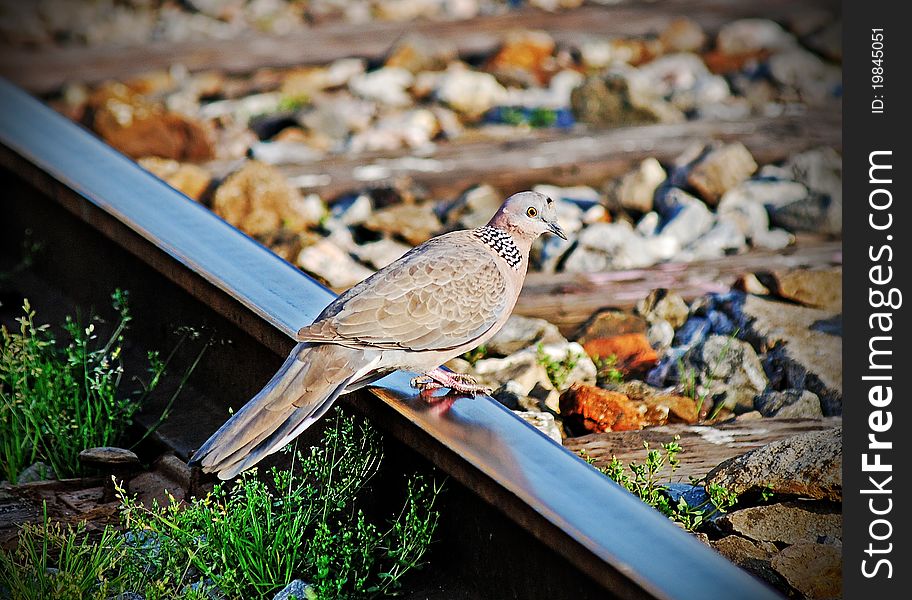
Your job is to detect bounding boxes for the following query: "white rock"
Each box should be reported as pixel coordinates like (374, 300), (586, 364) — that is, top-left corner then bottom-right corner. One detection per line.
(288, 193), (327, 227)
(656, 197), (715, 248)
(349, 109), (439, 153)
(351, 237), (412, 270)
(436, 66), (507, 117)
(752, 228), (795, 250)
(684, 220), (746, 261)
(249, 141), (325, 165)
(349, 67), (414, 106)
(769, 49), (841, 104)
(296, 239), (375, 289)
(716, 19), (798, 55)
(613, 157), (667, 213)
(331, 193), (374, 226)
(720, 180), (810, 210)
(564, 221), (664, 272)
(635, 211), (661, 237)
(514, 410), (563, 444)
(325, 58), (368, 88)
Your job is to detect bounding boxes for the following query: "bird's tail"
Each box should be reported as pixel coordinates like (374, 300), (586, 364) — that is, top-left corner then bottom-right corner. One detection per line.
(191, 342), (368, 480)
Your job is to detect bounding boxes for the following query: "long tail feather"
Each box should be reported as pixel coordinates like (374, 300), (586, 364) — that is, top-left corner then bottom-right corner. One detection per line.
(190, 343), (368, 480)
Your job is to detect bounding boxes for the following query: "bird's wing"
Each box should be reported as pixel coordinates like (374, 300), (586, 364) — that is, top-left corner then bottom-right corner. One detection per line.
(297, 233), (509, 352)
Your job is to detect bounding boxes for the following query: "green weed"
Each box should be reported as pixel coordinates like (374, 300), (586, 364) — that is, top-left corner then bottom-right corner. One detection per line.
(535, 343), (581, 390)
(118, 411), (441, 599)
(581, 437), (738, 532)
(0, 292), (207, 483)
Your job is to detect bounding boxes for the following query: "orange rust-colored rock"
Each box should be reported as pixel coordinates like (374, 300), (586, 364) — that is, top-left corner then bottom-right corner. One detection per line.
(486, 30), (556, 86)
(138, 157), (212, 201)
(703, 49), (771, 74)
(87, 83), (214, 161)
(643, 394), (702, 424)
(559, 384), (667, 435)
(581, 333), (658, 375)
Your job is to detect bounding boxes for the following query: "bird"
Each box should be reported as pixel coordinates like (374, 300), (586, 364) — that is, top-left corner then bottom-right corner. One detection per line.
(191, 191), (566, 479)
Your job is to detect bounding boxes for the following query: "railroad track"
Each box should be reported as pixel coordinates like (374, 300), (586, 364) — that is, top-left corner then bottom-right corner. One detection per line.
(0, 77), (783, 598)
(1, 0), (839, 94)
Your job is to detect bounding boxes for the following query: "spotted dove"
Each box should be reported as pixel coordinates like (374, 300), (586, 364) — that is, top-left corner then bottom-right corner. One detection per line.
(192, 191), (566, 479)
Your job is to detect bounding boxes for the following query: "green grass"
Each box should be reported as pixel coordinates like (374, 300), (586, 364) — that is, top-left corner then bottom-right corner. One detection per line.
(118, 411), (441, 599)
(594, 354), (624, 385)
(678, 329), (741, 422)
(460, 344), (488, 367)
(0, 291), (206, 483)
(0, 506), (135, 600)
(581, 437), (738, 532)
(535, 342), (583, 390)
(1, 412), (442, 600)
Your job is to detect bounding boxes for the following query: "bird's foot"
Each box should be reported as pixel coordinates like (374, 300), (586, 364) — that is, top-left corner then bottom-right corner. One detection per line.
(412, 368), (491, 395)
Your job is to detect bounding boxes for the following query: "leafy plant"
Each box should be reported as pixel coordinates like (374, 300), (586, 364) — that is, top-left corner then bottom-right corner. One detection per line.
(118, 411), (441, 599)
(594, 354), (624, 385)
(0, 292), (208, 483)
(581, 437), (738, 532)
(536, 342), (582, 390)
(460, 344), (488, 367)
(0, 507), (134, 600)
(678, 329), (741, 422)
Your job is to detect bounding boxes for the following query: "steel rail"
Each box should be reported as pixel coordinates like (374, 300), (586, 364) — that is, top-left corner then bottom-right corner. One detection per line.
(0, 77), (781, 600)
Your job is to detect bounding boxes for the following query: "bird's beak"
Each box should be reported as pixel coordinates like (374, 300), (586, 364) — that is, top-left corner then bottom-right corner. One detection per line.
(547, 220), (568, 240)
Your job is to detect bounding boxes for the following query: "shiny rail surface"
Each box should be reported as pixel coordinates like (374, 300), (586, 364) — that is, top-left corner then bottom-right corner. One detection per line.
(0, 77), (781, 600)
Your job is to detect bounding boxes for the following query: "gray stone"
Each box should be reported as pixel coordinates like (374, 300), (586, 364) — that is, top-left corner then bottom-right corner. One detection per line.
(16, 461), (55, 484)
(570, 72), (681, 127)
(532, 233), (575, 273)
(249, 141), (324, 165)
(295, 239), (374, 289)
(672, 335), (768, 412)
(755, 389), (823, 418)
(724, 294), (842, 414)
(706, 427), (842, 501)
(636, 289), (691, 330)
(719, 179), (810, 211)
(350, 237), (411, 270)
(769, 49), (841, 105)
(685, 143), (758, 206)
(716, 501), (841, 545)
(349, 67), (414, 107)
(647, 319), (675, 352)
(436, 67), (507, 117)
(610, 157), (666, 214)
(273, 580), (315, 600)
(682, 220), (746, 261)
(636, 53), (731, 114)
(486, 314), (567, 357)
(514, 411), (563, 444)
(440, 184), (503, 230)
(707, 310), (736, 337)
(635, 211), (661, 237)
(751, 228), (794, 250)
(656, 194), (715, 248)
(330, 193), (373, 226)
(769, 193), (841, 236)
(673, 317), (710, 348)
(562, 222), (662, 272)
(716, 19), (798, 55)
(771, 543), (842, 600)
(473, 353), (558, 411)
(363, 202), (441, 246)
(711, 536), (787, 590)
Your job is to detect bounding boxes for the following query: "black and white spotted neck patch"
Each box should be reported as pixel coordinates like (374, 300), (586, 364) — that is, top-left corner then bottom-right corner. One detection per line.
(473, 227), (522, 269)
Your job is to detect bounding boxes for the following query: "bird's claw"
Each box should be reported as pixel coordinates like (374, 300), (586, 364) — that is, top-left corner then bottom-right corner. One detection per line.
(411, 371), (491, 395)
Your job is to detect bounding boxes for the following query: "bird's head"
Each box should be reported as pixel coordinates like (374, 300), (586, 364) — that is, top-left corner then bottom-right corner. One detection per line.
(489, 191), (567, 241)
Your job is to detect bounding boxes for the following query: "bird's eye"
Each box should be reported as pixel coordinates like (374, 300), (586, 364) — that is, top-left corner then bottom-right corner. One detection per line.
(526, 206), (538, 218)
